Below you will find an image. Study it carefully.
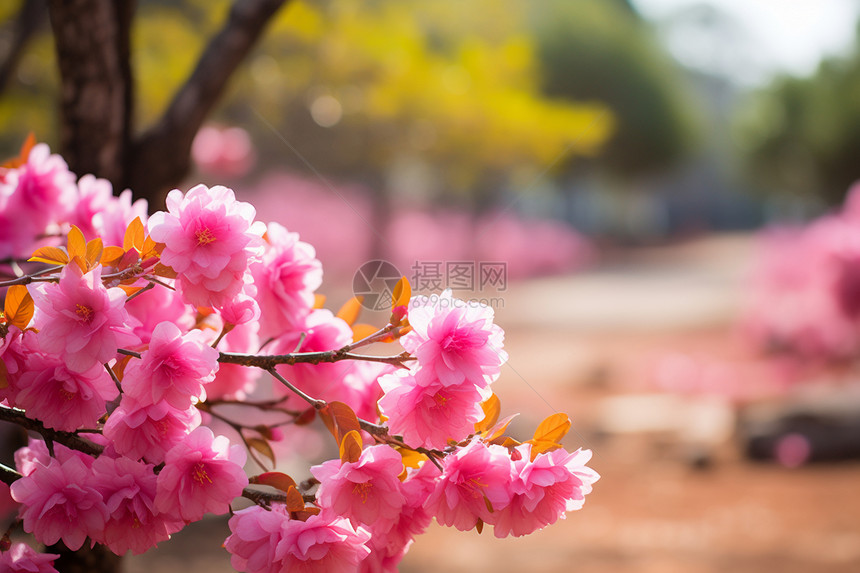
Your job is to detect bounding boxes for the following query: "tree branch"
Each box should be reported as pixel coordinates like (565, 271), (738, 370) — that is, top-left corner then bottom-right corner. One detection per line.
(0, 461), (21, 486)
(0, 406), (105, 457)
(128, 0), (290, 203)
(219, 350), (414, 369)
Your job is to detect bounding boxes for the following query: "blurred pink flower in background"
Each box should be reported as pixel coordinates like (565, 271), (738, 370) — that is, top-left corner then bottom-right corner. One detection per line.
(192, 126), (256, 179)
(239, 171), (594, 282)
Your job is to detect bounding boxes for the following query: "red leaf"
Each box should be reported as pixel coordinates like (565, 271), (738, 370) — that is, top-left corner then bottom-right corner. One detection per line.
(285, 485), (305, 512)
(319, 401), (361, 445)
(250, 472), (296, 493)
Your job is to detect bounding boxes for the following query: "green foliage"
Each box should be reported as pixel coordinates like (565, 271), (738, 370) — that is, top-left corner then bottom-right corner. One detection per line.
(529, 0), (699, 178)
(736, 34), (860, 204)
(220, 0), (614, 196)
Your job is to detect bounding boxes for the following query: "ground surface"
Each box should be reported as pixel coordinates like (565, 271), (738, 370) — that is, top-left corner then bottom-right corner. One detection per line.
(126, 233), (860, 573)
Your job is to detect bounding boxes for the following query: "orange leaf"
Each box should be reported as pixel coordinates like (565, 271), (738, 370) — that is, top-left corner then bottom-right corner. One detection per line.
(532, 413), (571, 444)
(319, 401), (361, 445)
(313, 294), (326, 309)
(246, 437), (276, 465)
(100, 245), (125, 267)
(336, 296), (363, 326)
(123, 217), (145, 252)
(1, 133), (36, 168)
(339, 430), (363, 464)
(491, 436), (522, 449)
(351, 323), (377, 342)
(391, 276), (411, 309)
(250, 471), (296, 493)
(475, 518), (484, 534)
(527, 438), (564, 460)
(285, 485), (305, 512)
(482, 413), (518, 443)
(397, 447), (427, 470)
(67, 225), (86, 262)
(140, 235), (158, 259)
(28, 245), (69, 266)
(474, 394), (501, 434)
(85, 238), (103, 270)
(4, 285), (34, 330)
(119, 285), (144, 297)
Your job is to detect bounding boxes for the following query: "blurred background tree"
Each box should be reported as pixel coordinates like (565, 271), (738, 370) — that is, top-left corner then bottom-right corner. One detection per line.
(528, 0), (700, 179)
(735, 26), (860, 206)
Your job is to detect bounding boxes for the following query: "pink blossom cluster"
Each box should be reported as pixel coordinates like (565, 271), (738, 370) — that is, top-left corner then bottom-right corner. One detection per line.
(378, 290), (507, 448)
(0, 143), (145, 260)
(9, 427), (246, 556)
(743, 182), (860, 363)
(0, 141), (598, 570)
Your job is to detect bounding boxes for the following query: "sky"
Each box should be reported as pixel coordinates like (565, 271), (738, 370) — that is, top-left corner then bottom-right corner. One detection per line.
(631, 0), (860, 84)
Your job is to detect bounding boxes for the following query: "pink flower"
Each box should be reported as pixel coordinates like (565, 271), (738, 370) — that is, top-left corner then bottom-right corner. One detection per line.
(122, 321), (219, 409)
(311, 445), (406, 528)
(269, 309), (353, 407)
(276, 511), (371, 573)
(155, 426), (248, 522)
(207, 321), (260, 401)
(224, 504), (291, 573)
(31, 264), (140, 372)
(377, 369), (488, 449)
(402, 290), (506, 388)
(251, 222), (322, 339)
(10, 454), (109, 550)
(424, 440), (513, 531)
(14, 438), (94, 477)
(492, 445), (599, 538)
(103, 396), (201, 464)
(123, 281), (194, 344)
(95, 188), (149, 248)
(147, 184), (265, 308)
(0, 143), (76, 259)
(218, 282), (261, 326)
(91, 456), (183, 555)
(0, 543), (59, 573)
(0, 326), (27, 405)
(337, 361), (388, 422)
(15, 346), (118, 431)
(360, 462), (440, 572)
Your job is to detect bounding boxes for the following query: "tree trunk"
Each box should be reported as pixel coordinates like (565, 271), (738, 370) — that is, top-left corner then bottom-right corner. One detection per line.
(128, 0), (290, 207)
(48, 0), (134, 190)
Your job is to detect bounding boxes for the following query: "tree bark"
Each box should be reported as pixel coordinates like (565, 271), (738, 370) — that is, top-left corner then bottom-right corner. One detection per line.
(48, 0), (134, 189)
(128, 0), (290, 207)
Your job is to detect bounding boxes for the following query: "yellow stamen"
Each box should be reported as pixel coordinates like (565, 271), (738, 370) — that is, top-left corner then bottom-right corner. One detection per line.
(195, 228), (216, 246)
(75, 304), (94, 323)
(352, 481), (372, 503)
(192, 462), (213, 485)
